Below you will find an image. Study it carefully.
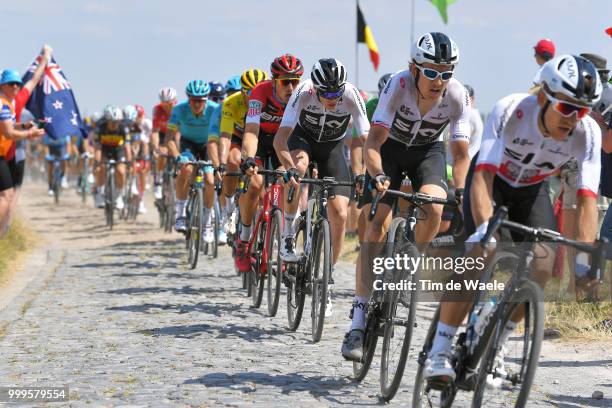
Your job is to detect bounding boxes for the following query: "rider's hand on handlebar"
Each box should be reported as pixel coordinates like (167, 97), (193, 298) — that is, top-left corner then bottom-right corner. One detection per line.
(355, 173), (366, 194)
(240, 157), (257, 177)
(283, 167), (301, 188)
(371, 173), (390, 193)
(215, 163), (226, 181)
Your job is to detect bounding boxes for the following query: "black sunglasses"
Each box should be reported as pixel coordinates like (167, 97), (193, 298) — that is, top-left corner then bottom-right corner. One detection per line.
(278, 79), (300, 87)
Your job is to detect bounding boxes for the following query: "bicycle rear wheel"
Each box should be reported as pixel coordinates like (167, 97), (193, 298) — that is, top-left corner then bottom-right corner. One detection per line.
(380, 235), (420, 401)
(267, 209), (282, 317)
(211, 202), (220, 258)
(472, 280), (544, 408)
(187, 189), (203, 270)
(286, 217), (306, 331)
(105, 169), (115, 230)
(311, 219), (331, 343)
(164, 173), (175, 233)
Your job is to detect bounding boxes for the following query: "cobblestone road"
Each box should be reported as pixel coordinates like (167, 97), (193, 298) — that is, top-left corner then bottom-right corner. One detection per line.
(0, 184), (610, 407)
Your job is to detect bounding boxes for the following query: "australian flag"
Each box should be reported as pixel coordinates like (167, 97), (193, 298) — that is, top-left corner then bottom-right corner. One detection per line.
(22, 56), (86, 140)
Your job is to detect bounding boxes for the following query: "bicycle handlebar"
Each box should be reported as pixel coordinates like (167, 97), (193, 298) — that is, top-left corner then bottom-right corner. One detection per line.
(368, 188), (457, 221)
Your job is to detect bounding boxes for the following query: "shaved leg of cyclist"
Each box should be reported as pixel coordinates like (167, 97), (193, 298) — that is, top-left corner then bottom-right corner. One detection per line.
(428, 54), (603, 382)
(274, 58), (369, 317)
(169, 80), (219, 233)
(343, 33), (472, 361)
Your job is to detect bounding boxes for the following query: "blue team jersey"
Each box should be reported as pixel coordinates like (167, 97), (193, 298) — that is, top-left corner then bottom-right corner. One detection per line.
(207, 104), (222, 142)
(168, 100), (219, 144)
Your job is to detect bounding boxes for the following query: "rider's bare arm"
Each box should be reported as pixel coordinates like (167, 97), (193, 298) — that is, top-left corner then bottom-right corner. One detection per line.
(272, 126), (295, 170)
(242, 123), (260, 160)
(449, 140), (470, 189)
(363, 125), (388, 177)
(470, 169), (495, 227)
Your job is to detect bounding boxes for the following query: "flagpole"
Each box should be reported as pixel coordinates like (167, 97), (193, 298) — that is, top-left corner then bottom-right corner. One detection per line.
(410, 0), (415, 47)
(355, 0), (359, 87)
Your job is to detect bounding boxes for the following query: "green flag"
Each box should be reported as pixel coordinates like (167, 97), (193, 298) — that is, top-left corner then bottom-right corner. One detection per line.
(430, 0), (456, 24)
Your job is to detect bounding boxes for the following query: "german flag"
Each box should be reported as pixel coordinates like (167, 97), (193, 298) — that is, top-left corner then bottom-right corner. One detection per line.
(357, 4), (379, 71)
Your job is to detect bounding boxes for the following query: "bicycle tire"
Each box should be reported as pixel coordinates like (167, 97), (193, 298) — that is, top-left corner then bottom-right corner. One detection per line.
(267, 209), (282, 317)
(187, 189), (203, 270)
(380, 231), (420, 401)
(352, 303), (379, 381)
(105, 167), (115, 230)
(471, 280), (544, 408)
(211, 201), (220, 258)
(286, 217), (306, 331)
(251, 220), (266, 308)
(311, 218), (331, 343)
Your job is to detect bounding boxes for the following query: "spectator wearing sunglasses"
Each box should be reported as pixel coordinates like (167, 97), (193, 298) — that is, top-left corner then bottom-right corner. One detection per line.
(429, 55), (603, 382)
(233, 54), (304, 271)
(0, 44), (52, 235)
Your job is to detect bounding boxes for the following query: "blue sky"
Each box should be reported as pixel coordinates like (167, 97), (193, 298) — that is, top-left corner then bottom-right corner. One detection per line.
(2, 0), (610, 115)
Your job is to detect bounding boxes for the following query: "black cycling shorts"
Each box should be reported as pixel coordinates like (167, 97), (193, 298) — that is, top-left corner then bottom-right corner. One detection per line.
(101, 145), (126, 162)
(287, 125), (351, 198)
(13, 159), (25, 187)
(256, 132), (281, 170)
(463, 162), (556, 242)
(360, 139), (448, 208)
(0, 157), (17, 192)
(180, 139), (208, 161)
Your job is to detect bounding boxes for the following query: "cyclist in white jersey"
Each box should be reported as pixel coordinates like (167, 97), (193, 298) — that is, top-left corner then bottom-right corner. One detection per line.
(342, 32), (471, 360)
(274, 58), (369, 315)
(425, 54), (603, 382)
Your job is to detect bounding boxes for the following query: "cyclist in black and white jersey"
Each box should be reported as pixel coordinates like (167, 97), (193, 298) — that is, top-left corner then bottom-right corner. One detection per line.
(274, 58), (369, 315)
(425, 54), (603, 382)
(342, 32), (472, 360)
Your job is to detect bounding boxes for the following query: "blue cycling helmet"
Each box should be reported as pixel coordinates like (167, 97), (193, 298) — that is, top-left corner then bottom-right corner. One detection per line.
(225, 75), (241, 93)
(209, 81), (225, 99)
(185, 80), (210, 99)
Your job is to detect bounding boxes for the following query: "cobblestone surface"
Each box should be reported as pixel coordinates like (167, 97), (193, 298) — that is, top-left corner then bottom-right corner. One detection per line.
(0, 184), (610, 407)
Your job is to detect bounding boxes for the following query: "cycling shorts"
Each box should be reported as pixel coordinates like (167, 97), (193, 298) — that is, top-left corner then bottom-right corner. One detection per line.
(101, 145), (126, 163)
(0, 157), (18, 191)
(180, 138), (208, 161)
(230, 135), (242, 151)
(255, 131), (281, 170)
(287, 125), (351, 198)
(360, 139), (448, 208)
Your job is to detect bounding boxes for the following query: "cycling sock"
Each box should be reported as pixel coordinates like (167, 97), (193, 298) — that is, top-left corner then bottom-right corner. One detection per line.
(283, 212), (297, 236)
(429, 322), (458, 357)
(499, 320), (518, 346)
(225, 194), (235, 215)
(349, 296), (369, 331)
(203, 206), (212, 227)
(240, 223), (252, 242)
(176, 200), (187, 218)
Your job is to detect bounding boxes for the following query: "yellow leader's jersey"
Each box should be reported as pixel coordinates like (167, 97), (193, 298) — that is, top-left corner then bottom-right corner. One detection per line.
(220, 91), (248, 139)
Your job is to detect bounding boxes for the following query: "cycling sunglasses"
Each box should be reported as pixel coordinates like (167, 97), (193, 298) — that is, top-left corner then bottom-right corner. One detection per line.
(277, 78), (300, 87)
(317, 88), (344, 100)
(189, 96), (207, 103)
(415, 64), (453, 81)
(544, 91), (591, 119)
(211, 96), (224, 103)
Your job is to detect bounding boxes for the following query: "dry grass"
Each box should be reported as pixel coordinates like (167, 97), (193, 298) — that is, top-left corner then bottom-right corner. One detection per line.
(545, 301), (612, 341)
(340, 232), (360, 263)
(0, 219), (36, 284)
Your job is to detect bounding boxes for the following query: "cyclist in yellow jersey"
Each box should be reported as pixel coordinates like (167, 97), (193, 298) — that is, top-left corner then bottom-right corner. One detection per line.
(216, 68), (268, 227)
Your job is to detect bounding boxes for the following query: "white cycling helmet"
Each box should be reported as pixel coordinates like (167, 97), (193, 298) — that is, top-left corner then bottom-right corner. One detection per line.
(159, 87), (177, 103)
(103, 105), (123, 121)
(412, 32), (459, 66)
(123, 105), (138, 122)
(539, 54), (603, 106)
(311, 58), (347, 92)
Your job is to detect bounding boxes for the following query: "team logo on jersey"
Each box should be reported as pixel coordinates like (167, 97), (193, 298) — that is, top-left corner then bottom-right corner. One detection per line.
(400, 77), (406, 89)
(299, 111), (351, 141)
(516, 109), (524, 119)
(248, 100), (262, 117)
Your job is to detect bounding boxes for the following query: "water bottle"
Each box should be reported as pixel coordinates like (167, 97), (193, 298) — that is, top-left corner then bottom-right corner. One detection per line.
(468, 297), (497, 352)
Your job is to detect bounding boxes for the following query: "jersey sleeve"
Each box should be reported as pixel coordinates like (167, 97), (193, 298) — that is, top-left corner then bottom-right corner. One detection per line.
(573, 117), (602, 199)
(167, 105), (181, 132)
(220, 99), (235, 135)
(371, 73), (402, 130)
(208, 105), (222, 142)
(152, 106), (162, 131)
(280, 81), (309, 129)
(14, 88), (31, 121)
(245, 84), (266, 126)
(449, 82), (472, 144)
(347, 85), (370, 137)
(475, 96), (521, 173)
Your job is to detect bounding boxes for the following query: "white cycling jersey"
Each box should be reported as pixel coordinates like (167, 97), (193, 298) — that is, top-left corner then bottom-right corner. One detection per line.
(371, 69), (471, 147)
(280, 79), (369, 142)
(476, 93), (601, 198)
(468, 107), (483, 159)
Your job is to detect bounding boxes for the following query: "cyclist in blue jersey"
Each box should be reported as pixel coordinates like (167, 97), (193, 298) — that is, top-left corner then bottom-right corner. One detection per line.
(168, 80), (219, 238)
(43, 134), (70, 195)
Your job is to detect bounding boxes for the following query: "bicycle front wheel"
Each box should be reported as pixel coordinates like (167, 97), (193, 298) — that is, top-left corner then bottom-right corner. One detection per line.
(250, 220), (266, 308)
(472, 280), (544, 408)
(187, 189), (203, 270)
(267, 209), (282, 317)
(286, 217), (306, 331)
(311, 218), (331, 343)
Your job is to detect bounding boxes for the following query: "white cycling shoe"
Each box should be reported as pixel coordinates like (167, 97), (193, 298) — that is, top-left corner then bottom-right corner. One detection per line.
(424, 351), (456, 382)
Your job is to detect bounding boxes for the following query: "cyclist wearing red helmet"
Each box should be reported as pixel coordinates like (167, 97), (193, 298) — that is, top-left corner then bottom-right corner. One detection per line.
(234, 54), (304, 272)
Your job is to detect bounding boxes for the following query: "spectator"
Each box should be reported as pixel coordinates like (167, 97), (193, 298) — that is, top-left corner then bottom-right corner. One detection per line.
(530, 38), (556, 92)
(0, 44), (53, 232)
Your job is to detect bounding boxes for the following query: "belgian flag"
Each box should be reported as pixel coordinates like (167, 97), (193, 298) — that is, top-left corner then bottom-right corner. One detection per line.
(357, 3), (379, 71)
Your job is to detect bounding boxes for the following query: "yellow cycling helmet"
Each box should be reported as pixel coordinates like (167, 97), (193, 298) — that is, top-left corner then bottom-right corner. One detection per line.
(240, 68), (269, 91)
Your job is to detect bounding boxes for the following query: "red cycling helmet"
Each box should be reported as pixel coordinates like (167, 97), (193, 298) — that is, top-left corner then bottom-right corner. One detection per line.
(134, 104), (145, 118)
(271, 54), (304, 78)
